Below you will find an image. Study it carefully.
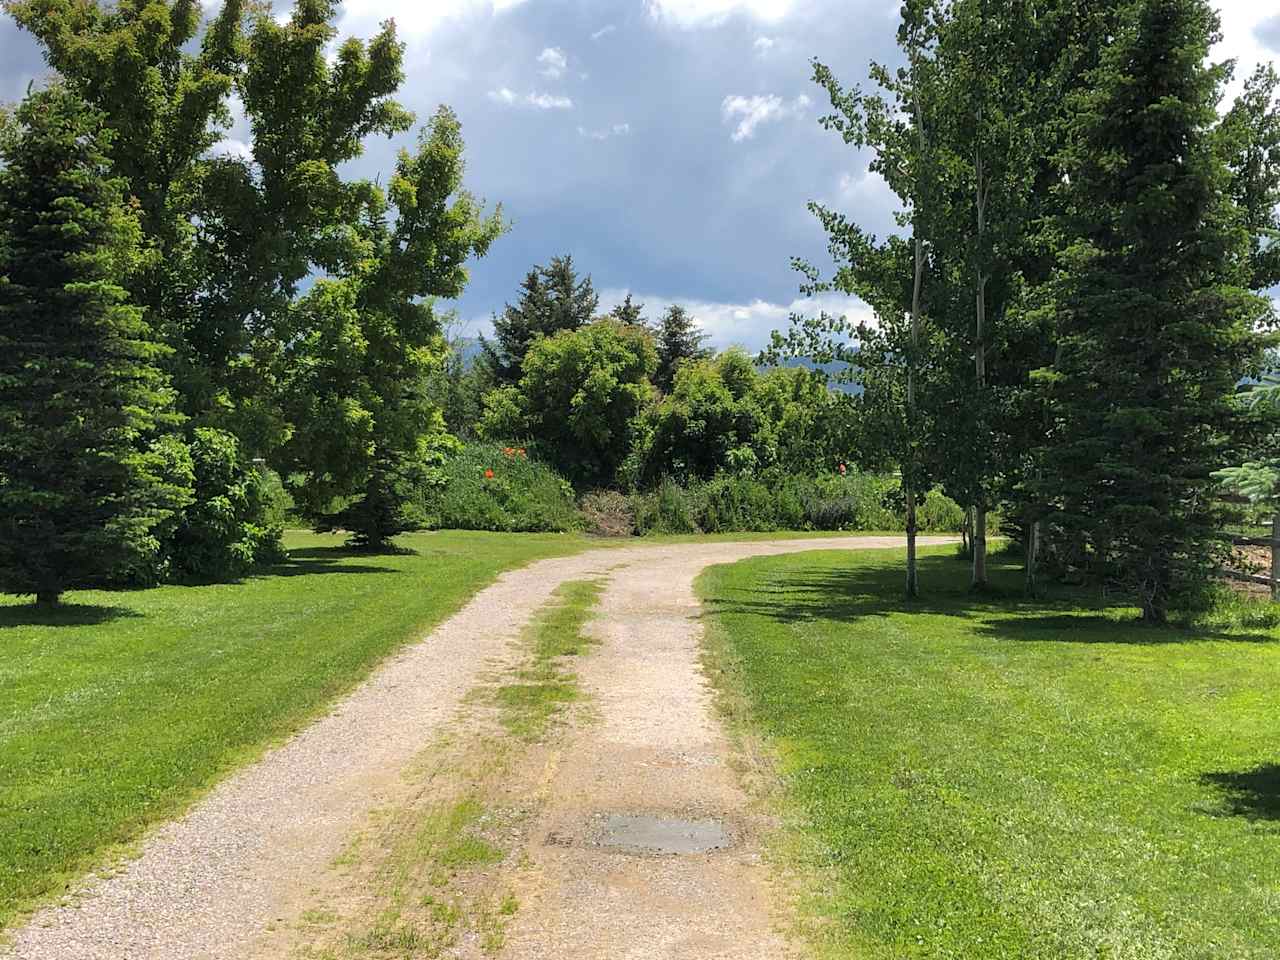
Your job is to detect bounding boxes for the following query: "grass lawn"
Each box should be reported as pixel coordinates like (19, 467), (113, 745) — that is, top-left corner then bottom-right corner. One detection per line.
(698, 546), (1280, 959)
(0, 529), (593, 930)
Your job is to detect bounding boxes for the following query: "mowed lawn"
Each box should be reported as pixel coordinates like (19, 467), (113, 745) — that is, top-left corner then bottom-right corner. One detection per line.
(699, 547), (1280, 959)
(0, 529), (592, 929)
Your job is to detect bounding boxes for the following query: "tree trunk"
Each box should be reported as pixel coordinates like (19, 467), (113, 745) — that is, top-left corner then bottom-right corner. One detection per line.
(1271, 513), (1279, 602)
(36, 589), (60, 608)
(973, 502), (988, 588)
(971, 136), (989, 590)
(1025, 519), (1039, 596)
(906, 486), (919, 599)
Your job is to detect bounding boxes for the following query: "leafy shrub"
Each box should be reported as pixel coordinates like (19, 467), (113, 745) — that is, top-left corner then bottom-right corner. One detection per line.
(579, 490), (635, 537)
(165, 429), (288, 581)
(631, 478), (701, 535)
(424, 443), (581, 533)
(918, 489), (968, 532)
(699, 474), (805, 532)
(121, 428), (288, 585)
(801, 472), (899, 531)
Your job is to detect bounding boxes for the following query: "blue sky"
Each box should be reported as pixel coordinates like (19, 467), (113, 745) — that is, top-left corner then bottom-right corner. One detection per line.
(2, 1), (1278, 348)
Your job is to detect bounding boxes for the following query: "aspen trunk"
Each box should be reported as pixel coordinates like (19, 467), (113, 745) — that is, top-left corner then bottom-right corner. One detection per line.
(972, 134), (989, 590)
(1271, 513), (1279, 602)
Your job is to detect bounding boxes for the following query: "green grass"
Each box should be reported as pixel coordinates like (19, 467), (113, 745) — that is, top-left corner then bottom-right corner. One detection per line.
(698, 546), (1280, 959)
(492, 578), (604, 740)
(0, 529), (594, 930)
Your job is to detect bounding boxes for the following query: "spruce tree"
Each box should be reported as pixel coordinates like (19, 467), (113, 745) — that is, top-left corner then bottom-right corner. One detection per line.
(654, 305), (711, 391)
(610, 293), (647, 327)
(481, 255), (598, 383)
(1039, 0), (1269, 622)
(0, 85), (188, 606)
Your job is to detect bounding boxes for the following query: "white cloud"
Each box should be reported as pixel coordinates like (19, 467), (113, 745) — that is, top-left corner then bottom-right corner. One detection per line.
(486, 87), (573, 110)
(647, 0), (797, 28)
(596, 289), (873, 351)
(591, 24), (617, 40)
(208, 138), (253, 161)
(336, 0), (528, 44)
(753, 36), (775, 54)
(1213, 4), (1280, 107)
(578, 122), (632, 140)
(538, 46), (567, 78)
(488, 88), (574, 110)
(526, 92), (574, 110)
(721, 93), (810, 142)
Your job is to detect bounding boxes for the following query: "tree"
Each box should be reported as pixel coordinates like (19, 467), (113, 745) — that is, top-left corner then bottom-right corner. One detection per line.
(771, 5), (944, 597)
(610, 293), (648, 327)
(480, 320), (656, 486)
(280, 108), (503, 550)
(1036, 0), (1270, 622)
(481, 255), (599, 383)
(654, 305), (711, 391)
(0, 85), (190, 606)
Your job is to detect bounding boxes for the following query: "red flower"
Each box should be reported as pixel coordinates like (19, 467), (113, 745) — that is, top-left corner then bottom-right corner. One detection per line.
(838, 462), (847, 475)
(517, 448), (527, 457)
(503, 447), (514, 456)
(484, 468), (495, 479)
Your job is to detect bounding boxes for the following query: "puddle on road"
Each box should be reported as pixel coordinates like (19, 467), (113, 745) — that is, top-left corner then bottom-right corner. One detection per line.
(595, 814), (731, 854)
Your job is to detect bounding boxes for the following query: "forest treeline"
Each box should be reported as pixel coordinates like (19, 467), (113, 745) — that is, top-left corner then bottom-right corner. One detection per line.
(0, 0), (1277, 622)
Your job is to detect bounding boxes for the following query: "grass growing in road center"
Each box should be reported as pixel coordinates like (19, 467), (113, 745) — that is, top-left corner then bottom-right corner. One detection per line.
(493, 578), (604, 740)
(0, 529), (593, 931)
(698, 547), (1280, 959)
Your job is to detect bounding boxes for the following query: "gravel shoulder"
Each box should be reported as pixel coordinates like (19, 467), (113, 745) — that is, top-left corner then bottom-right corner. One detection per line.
(3, 536), (952, 960)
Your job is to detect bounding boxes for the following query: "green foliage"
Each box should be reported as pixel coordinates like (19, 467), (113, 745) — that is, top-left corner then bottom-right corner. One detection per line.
(482, 320), (657, 486)
(133, 429), (286, 584)
(1036, 0), (1271, 621)
(0, 85), (190, 606)
(423, 444), (581, 533)
(480, 255), (599, 384)
(627, 353), (849, 487)
(279, 107), (503, 549)
(631, 479), (702, 535)
(653, 304), (711, 391)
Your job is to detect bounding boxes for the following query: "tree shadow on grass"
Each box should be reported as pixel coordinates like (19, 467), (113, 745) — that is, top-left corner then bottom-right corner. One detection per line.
(1200, 765), (1280, 821)
(251, 548), (401, 580)
(704, 553), (1275, 644)
(0, 602), (141, 629)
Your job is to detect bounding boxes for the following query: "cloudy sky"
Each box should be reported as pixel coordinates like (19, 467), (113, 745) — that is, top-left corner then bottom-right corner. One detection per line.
(2, 1), (1278, 348)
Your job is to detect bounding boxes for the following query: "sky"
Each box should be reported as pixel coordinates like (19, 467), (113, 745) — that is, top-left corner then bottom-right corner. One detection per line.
(1, 1), (1278, 349)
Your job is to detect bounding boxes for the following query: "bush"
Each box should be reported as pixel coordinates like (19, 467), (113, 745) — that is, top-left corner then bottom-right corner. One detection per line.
(918, 489), (968, 533)
(164, 429), (288, 581)
(579, 490), (636, 537)
(699, 474), (805, 532)
(631, 478), (701, 535)
(424, 443), (581, 533)
(801, 472), (900, 531)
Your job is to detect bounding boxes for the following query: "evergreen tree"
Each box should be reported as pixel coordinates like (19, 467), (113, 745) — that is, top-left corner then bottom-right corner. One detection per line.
(0, 85), (189, 606)
(610, 293), (647, 327)
(1037, 0), (1270, 622)
(482, 254), (598, 383)
(654, 305), (711, 391)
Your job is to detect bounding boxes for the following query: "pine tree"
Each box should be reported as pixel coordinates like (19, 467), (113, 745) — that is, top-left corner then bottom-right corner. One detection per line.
(481, 255), (598, 383)
(654, 305), (711, 391)
(0, 85), (189, 606)
(610, 293), (647, 327)
(1038, 0), (1269, 622)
